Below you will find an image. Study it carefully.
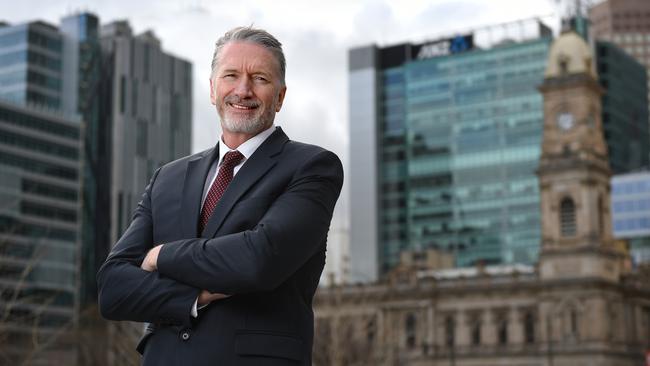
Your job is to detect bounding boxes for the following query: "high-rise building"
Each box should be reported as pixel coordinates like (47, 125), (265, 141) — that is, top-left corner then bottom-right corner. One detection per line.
(0, 98), (82, 364)
(99, 21), (192, 247)
(0, 15), (111, 312)
(590, 0), (650, 112)
(595, 40), (649, 173)
(98, 20), (192, 366)
(349, 25), (553, 282)
(349, 21), (650, 282)
(59, 13), (113, 309)
(0, 21), (64, 109)
(0, 14), (192, 364)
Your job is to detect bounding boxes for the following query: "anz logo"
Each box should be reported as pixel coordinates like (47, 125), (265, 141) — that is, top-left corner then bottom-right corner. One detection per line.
(450, 35), (470, 53)
(416, 35), (472, 60)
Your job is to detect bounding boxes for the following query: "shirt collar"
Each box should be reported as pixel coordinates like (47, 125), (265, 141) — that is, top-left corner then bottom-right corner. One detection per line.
(218, 124), (276, 165)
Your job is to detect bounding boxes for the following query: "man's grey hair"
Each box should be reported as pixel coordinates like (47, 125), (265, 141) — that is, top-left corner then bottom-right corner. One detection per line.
(211, 26), (286, 85)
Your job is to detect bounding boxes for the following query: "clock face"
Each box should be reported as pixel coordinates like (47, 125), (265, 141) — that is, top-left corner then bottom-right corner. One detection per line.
(556, 112), (574, 131)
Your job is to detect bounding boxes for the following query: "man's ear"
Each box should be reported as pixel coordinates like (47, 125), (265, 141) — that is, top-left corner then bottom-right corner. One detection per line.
(209, 78), (216, 105)
(275, 86), (287, 112)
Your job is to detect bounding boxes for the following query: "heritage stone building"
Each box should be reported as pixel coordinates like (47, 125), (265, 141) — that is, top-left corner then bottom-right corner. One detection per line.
(314, 30), (650, 366)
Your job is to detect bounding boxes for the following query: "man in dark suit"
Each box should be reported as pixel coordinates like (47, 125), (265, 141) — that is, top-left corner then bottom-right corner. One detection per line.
(97, 26), (343, 365)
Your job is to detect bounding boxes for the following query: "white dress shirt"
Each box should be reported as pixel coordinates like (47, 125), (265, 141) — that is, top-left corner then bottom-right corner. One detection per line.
(191, 124), (277, 317)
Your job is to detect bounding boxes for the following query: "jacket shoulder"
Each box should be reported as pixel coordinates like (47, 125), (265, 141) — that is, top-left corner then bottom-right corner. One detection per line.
(159, 147), (213, 172)
(283, 140), (339, 162)
(282, 140), (343, 182)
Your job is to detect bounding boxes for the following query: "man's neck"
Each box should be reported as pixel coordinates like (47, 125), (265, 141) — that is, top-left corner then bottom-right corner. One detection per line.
(220, 123), (275, 150)
(221, 132), (256, 150)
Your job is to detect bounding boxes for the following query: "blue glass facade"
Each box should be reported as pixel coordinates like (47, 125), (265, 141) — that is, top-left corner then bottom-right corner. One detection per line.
(612, 174), (650, 229)
(0, 22), (63, 109)
(611, 172), (650, 265)
(377, 38), (551, 271)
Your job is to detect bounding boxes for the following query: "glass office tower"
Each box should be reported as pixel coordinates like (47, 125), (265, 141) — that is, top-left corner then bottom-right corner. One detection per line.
(60, 12), (113, 309)
(596, 41), (649, 173)
(350, 30), (553, 281)
(387, 38), (551, 271)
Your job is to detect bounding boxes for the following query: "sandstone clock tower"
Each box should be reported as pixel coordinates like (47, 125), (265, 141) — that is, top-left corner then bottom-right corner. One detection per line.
(537, 30), (626, 282)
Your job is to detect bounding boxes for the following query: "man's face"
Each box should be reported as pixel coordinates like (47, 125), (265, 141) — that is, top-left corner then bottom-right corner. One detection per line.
(210, 41), (286, 135)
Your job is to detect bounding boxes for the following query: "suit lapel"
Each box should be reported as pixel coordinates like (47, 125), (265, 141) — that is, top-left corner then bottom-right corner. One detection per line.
(180, 144), (219, 238)
(201, 127), (289, 238)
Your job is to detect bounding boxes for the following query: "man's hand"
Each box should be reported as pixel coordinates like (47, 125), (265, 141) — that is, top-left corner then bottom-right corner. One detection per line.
(198, 290), (230, 305)
(141, 245), (162, 272)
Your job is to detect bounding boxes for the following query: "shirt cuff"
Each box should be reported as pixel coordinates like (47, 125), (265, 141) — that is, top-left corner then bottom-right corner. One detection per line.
(191, 298), (198, 317)
(191, 297), (210, 318)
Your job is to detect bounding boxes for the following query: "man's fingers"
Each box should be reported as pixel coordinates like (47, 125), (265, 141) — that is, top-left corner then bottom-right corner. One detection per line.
(198, 290), (230, 305)
(210, 293), (230, 300)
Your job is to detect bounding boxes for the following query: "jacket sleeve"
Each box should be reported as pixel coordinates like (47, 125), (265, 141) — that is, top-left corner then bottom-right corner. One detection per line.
(96, 167), (200, 327)
(156, 150), (344, 294)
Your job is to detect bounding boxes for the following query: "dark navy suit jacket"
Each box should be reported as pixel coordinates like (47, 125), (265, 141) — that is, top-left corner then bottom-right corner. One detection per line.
(97, 127), (343, 365)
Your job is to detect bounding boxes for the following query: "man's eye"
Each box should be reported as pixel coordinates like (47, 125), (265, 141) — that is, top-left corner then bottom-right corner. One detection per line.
(223, 74), (236, 79)
(254, 76), (267, 82)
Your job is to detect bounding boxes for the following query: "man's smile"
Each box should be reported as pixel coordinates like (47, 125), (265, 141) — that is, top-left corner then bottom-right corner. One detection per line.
(228, 102), (258, 111)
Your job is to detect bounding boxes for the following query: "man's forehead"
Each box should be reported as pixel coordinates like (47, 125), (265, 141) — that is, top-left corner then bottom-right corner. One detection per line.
(216, 41), (283, 81)
(219, 42), (275, 64)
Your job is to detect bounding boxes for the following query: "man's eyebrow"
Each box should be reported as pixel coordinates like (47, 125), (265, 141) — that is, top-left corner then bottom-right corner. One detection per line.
(219, 68), (239, 74)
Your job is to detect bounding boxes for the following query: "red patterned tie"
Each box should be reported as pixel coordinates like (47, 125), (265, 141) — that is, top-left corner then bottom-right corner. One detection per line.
(198, 150), (245, 233)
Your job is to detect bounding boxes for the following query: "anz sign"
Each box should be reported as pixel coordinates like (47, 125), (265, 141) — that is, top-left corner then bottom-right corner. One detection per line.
(415, 34), (474, 60)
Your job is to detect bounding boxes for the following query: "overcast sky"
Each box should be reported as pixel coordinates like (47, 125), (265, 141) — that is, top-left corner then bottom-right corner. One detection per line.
(4, 0), (564, 158)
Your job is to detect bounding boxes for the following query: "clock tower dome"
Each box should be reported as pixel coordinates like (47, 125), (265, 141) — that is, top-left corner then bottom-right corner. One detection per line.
(537, 30), (626, 282)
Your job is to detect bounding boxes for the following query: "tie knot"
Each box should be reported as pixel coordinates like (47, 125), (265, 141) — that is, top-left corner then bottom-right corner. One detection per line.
(222, 150), (244, 169)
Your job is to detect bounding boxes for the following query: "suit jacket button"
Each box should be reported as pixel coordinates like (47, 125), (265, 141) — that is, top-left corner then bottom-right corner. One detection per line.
(180, 330), (191, 341)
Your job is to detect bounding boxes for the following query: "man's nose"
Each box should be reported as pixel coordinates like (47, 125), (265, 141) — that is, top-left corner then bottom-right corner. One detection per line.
(233, 76), (253, 97)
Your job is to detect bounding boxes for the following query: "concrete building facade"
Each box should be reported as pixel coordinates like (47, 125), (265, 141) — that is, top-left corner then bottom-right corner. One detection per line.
(99, 20), (192, 247)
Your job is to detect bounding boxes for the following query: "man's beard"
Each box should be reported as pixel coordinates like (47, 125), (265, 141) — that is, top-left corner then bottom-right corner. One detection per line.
(219, 95), (276, 134)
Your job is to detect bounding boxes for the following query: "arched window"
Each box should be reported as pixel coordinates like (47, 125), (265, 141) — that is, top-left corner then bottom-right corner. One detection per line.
(524, 312), (535, 344)
(445, 316), (455, 347)
(405, 313), (416, 349)
(560, 197), (577, 237)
